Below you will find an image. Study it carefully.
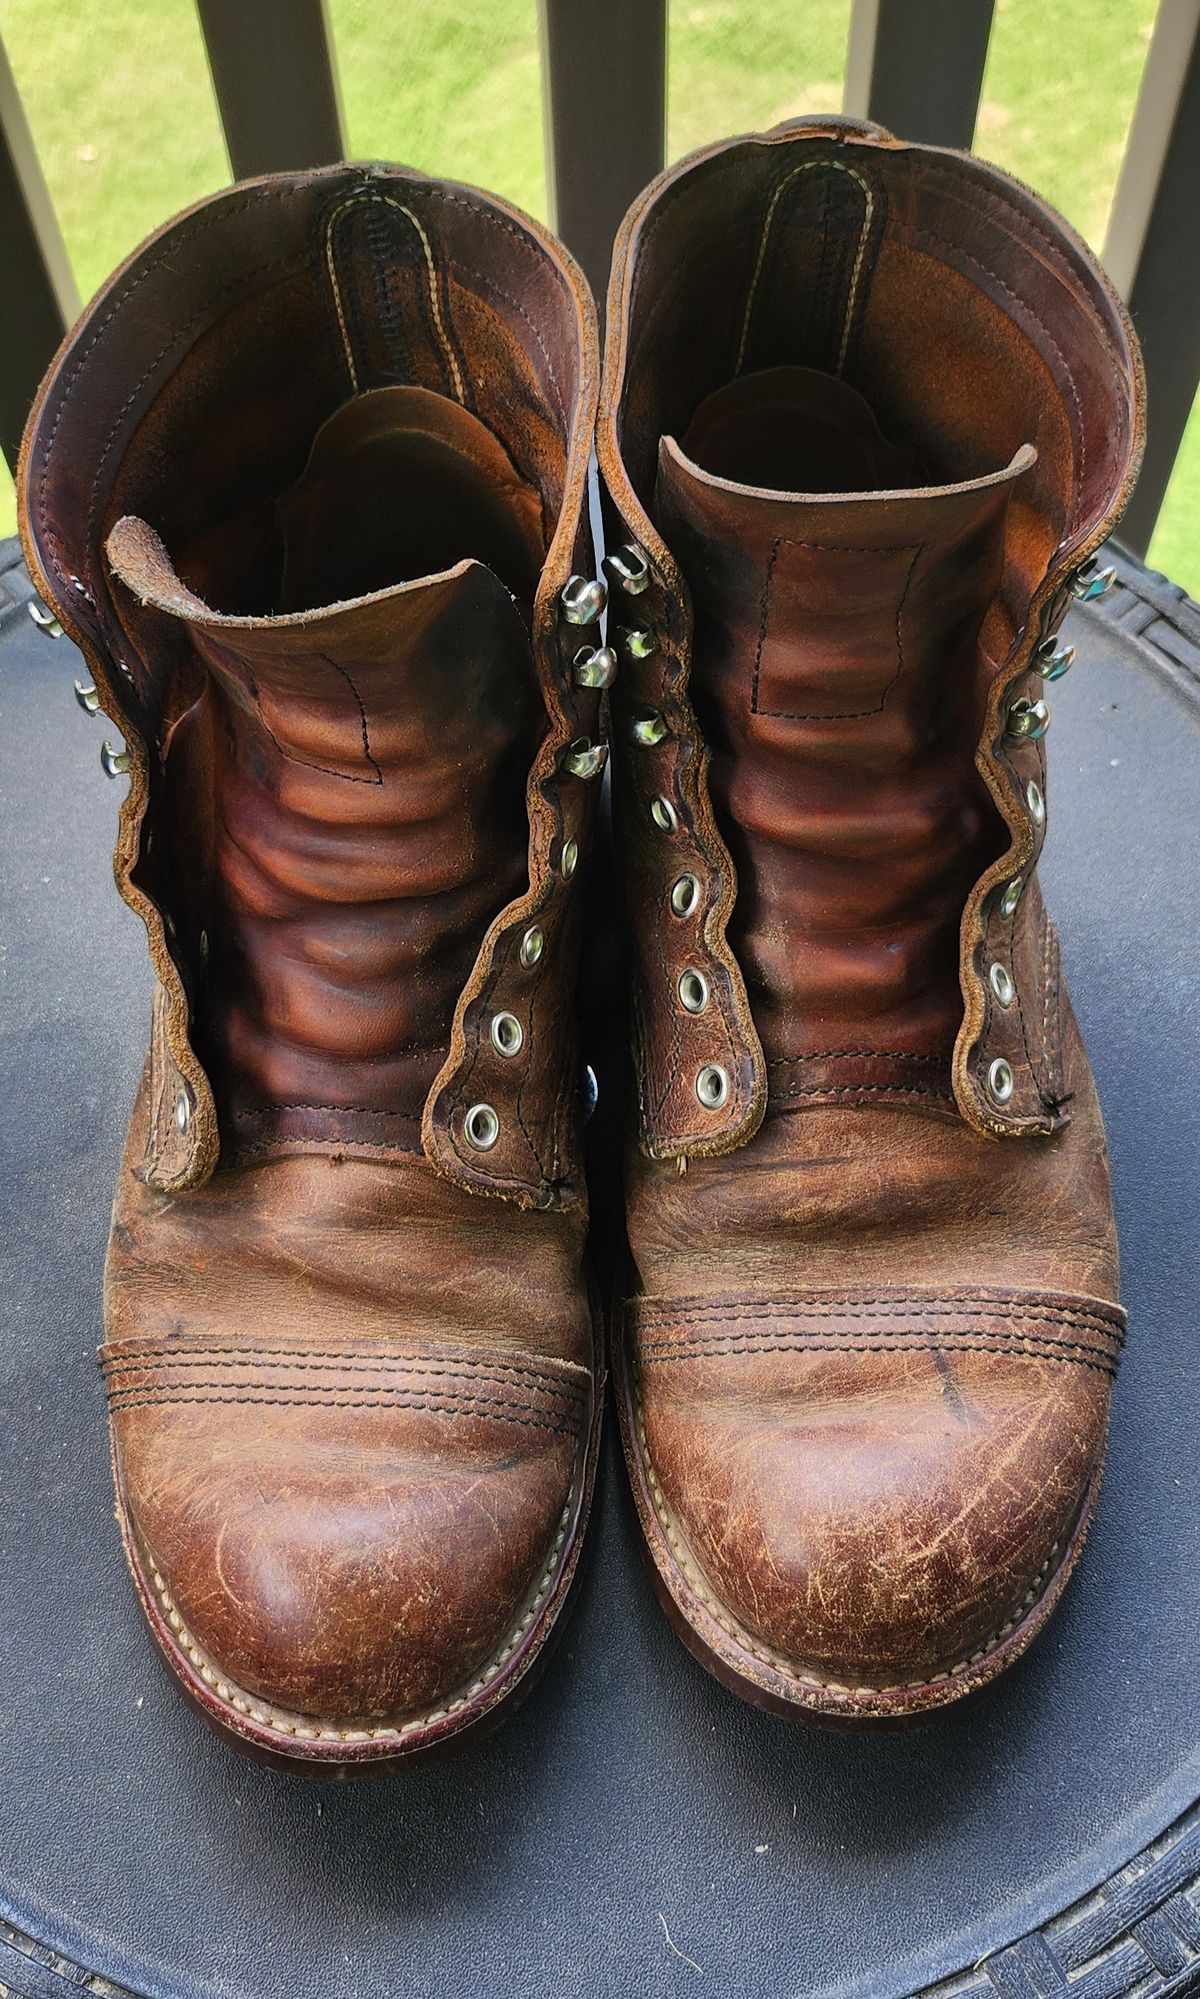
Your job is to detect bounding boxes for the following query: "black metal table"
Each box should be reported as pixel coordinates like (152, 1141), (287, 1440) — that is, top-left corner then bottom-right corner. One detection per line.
(0, 537), (1196, 1999)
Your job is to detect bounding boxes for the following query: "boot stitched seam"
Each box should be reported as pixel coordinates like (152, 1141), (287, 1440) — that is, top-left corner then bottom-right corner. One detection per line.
(630, 1377), (1069, 1698)
(102, 1350), (587, 1391)
(103, 1358), (586, 1405)
(236, 1104), (421, 1119)
(771, 1081), (954, 1101)
(638, 1336), (1117, 1377)
(106, 1388), (577, 1437)
(768, 1049), (946, 1064)
(636, 1307), (1122, 1345)
(752, 539), (921, 721)
(631, 1296), (1125, 1336)
(140, 1494), (576, 1746)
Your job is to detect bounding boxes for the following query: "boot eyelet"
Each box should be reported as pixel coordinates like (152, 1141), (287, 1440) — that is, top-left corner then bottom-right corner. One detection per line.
(696, 1063), (729, 1109)
(464, 1103), (501, 1151)
(678, 968), (709, 1014)
(989, 962), (1014, 1007)
(565, 737), (608, 780)
(1026, 778), (1045, 825)
(619, 625), (659, 660)
(29, 600), (63, 637)
(987, 1057), (1015, 1106)
(490, 1012), (523, 1058)
(174, 1091), (191, 1133)
(573, 644), (617, 689)
(1035, 638), (1075, 681)
(74, 678), (100, 714)
(560, 575), (607, 625)
(519, 925), (544, 968)
(604, 543), (651, 595)
(1006, 697), (1050, 741)
(1069, 558), (1117, 601)
(650, 794), (678, 834)
(631, 708), (669, 747)
(101, 739), (132, 778)
(560, 837), (579, 880)
(1000, 878), (1024, 917)
(581, 1062), (600, 1120)
(670, 873), (700, 918)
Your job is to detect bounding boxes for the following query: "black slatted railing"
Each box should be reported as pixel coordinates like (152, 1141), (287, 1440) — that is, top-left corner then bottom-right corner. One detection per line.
(0, 0), (1196, 559)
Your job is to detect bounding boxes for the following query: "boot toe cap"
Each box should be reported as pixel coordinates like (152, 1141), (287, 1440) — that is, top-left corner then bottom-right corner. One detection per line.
(105, 1338), (587, 1734)
(635, 1289), (1120, 1703)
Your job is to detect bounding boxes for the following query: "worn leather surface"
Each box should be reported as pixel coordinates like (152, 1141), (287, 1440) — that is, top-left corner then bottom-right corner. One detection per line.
(16, 169), (604, 1759)
(0, 544), (1197, 1991)
(600, 122), (1143, 1714)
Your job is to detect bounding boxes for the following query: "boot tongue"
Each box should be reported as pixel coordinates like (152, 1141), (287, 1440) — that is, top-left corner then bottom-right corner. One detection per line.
(105, 399), (542, 1162)
(655, 380), (1036, 1078)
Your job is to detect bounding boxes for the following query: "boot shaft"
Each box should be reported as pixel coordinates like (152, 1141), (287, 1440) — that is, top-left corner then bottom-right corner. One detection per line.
(598, 117), (1142, 1159)
(20, 166), (601, 1208)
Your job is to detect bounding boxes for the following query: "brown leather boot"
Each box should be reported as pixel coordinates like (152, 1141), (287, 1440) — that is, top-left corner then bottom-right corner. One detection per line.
(20, 166), (605, 1769)
(598, 118), (1143, 1722)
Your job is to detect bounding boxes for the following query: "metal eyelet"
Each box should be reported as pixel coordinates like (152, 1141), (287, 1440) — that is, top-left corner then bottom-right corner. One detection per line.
(28, 600), (63, 637)
(101, 740), (132, 778)
(581, 1062), (600, 1121)
(604, 543), (652, 595)
(464, 1102), (501, 1151)
(696, 1063), (729, 1110)
(1007, 697), (1050, 741)
(573, 644), (617, 689)
(73, 678), (100, 714)
(650, 795), (678, 834)
(631, 708), (669, 747)
(987, 1057), (1015, 1106)
(1034, 637), (1075, 682)
(989, 962), (1015, 1007)
(618, 625), (659, 660)
(670, 874), (700, 918)
(564, 737), (608, 780)
(1026, 778), (1046, 825)
(560, 575), (607, 625)
(1000, 878), (1024, 918)
(678, 968), (709, 1014)
(490, 1012), (523, 1058)
(519, 925), (544, 968)
(560, 837), (579, 880)
(1069, 557), (1117, 602)
(174, 1090), (191, 1133)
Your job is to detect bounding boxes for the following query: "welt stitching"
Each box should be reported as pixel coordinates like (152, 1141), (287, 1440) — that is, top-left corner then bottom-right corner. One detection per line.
(102, 1346), (586, 1389)
(638, 1336), (1115, 1377)
(752, 539), (922, 720)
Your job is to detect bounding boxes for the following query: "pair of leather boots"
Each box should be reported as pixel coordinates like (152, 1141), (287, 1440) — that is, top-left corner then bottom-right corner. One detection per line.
(20, 117), (1142, 1771)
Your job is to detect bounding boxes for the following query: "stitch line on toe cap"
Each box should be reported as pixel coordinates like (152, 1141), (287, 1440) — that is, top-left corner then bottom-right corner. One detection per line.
(140, 1495), (576, 1748)
(630, 1377), (1069, 1701)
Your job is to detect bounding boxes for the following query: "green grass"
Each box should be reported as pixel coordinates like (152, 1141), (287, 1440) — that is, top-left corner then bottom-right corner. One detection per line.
(0, 0), (1193, 589)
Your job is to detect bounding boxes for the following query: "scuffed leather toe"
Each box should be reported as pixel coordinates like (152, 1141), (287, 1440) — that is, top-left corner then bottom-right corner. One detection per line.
(103, 1334), (588, 1728)
(632, 1287), (1124, 1701)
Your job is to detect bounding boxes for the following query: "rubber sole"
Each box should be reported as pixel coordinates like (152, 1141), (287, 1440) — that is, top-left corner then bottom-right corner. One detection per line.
(612, 1308), (1104, 1726)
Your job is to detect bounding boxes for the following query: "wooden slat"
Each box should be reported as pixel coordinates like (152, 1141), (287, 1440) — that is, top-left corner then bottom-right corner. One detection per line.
(537, 0), (666, 308)
(0, 33), (80, 471)
(196, 0), (345, 181)
(1104, 0), (1200, 556)
(844, 0), (996, 150)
